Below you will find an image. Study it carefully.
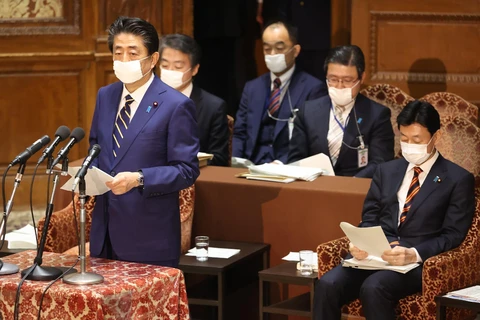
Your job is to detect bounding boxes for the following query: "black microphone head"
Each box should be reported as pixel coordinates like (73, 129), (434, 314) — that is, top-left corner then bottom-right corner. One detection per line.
(55, 125), (71, 141)
(70, 127), (85, 142)
(91, 144), (102, 154)
(39, 135), (51, 147)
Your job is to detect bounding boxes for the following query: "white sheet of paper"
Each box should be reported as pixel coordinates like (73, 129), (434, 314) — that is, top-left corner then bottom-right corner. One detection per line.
(60, 166), (113, 196)
(186, 247), (240, 259)
(231, 157), (255, 168)
(339, 222), (391, 258)
(4, 224), (37, 249)
(342, 256), (419, 274)
(197, 152), (214, 159)
(447, 286), (480, 302)
(289, 153), (335, 176)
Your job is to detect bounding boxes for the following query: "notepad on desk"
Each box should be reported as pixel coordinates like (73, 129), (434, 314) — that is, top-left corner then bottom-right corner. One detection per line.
(446, 285), (480, 303)
(248, 164), (324, 181)
(236, 172), (296, 183)
(339, 222), (420, 274)
(186, 247), (241, 259)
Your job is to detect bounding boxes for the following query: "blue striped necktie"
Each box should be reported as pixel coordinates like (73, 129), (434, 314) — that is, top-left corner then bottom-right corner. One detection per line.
(268, 78), (282, 116)
(112, 94), (133, 158)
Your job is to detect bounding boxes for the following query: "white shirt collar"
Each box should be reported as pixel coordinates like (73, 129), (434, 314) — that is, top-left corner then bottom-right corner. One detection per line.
(121, 73), (155, 103)
(270, 64), (295, 89)
(406, 149), (440, 175)
(181, 82), (194, 98)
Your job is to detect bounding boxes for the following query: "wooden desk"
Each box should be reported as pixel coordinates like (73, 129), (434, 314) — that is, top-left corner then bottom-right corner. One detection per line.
(259, 262), (318, 319)
(193, 167), (371, 266)
(0, 251), (189, 319)
(435, 295), (480, 320)
(179, 240), (270, 320)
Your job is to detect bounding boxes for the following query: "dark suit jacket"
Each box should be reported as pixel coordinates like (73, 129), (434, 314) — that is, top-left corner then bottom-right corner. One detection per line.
(89, 76), (200, 263)
(190, 85), (229, 166)
(288, 93), (394, 178)
(233, 68), (326, 164)
(360, 155), (475, 261)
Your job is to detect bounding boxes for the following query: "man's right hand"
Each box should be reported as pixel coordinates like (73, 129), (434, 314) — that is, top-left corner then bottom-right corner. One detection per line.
(349, 242), (368, 260)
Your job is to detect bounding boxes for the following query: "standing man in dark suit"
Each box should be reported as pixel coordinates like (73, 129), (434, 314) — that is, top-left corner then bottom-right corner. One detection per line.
(89, 17), (200, 268)
(288, 45), (394, 178)
(159, 34), (229, 167)
(233, 20), (326, 165)
(313, 100), (476, 320)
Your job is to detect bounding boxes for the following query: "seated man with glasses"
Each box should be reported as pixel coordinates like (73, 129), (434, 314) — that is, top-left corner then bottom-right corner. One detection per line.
(233, 20), (326, 165)
(288, 45), (394, 177)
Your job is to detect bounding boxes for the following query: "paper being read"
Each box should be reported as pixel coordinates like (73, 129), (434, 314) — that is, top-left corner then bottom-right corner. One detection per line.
(339, 222), (391, 258)
(289, 153), (335, 176)
(60, 166), (113, 196)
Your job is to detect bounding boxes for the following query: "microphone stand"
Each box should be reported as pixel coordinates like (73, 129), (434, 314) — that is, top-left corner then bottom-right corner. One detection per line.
(63, 177), (104, 285)
(0, 164), (26, 275)
(21, 157), (75, 280)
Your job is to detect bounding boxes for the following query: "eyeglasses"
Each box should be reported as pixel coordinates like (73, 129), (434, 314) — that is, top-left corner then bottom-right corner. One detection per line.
(326, 78), (359, 88)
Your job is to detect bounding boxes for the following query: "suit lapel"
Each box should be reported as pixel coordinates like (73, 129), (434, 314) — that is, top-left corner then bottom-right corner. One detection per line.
(111, 77), (165, 169)
(250, 74), (270, 146)
(190, 85), (203, 119)
(273, 71), (303, 140)
(106, 83), (123, 167)
(391, 160), (409, 233)
(336, 96), (367, 167)
(405, 155), (447, 222)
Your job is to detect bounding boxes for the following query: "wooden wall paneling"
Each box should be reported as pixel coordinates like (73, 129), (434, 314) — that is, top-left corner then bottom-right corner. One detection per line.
(351, 0), (480, 108)
(331, 0), (352, 46)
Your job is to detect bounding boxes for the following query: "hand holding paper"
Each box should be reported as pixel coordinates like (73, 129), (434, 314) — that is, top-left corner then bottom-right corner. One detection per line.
(60, 166), (113, 196)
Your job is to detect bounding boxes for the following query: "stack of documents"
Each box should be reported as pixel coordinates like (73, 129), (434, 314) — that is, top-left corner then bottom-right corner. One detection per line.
(186, 247), (240, 259)
(248, 164), (324, 181)
(198, 152), (214, 167)
(446, 285), (480, 302)
(4, 224), (37, 249)
(339, 222), (420, 274)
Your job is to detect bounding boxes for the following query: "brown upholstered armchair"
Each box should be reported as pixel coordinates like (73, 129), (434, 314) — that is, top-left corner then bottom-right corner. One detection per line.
(38, 185), (196, 256)
(227, 114), (234, 166)
(316, 113), (480, 319)
(360, 84), (414, 158)
(317, 199), (480, 320)
(421, 92), (479, 125)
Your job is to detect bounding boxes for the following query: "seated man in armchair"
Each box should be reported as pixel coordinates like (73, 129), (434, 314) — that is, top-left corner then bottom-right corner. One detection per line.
(313, 100), (475, 320)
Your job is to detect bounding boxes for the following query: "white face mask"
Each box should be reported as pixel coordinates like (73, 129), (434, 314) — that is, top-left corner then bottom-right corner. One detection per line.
(113, 55), (151, 84)
(328, 80), (360, 107)
(264, 47), (294, 73)
(160, 68), (191, 89)
(401, 135), (435, 165)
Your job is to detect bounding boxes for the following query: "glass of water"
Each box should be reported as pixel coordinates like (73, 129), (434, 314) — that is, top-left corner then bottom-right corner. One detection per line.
(195, 236), (209, 261)
(299, 250), (313, 276)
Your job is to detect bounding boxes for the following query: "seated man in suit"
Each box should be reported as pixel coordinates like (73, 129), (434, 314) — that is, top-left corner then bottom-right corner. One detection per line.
(233, 20), (326, 165)
(159, 34), (229, 166)
(313, 100), (476, 320)
(288, 45), (394, 177)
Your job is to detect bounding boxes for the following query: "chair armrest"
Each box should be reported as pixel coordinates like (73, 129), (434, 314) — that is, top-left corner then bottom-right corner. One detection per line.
(317, 236), (350, 278)
(422, 244), (480, 301)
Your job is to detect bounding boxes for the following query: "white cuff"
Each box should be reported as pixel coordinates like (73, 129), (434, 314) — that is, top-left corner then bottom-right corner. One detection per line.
(412, 248), (423, 263)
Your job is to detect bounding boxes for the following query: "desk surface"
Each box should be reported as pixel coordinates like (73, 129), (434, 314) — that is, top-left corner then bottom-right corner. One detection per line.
(179, 240), (269, 272)
(194, 166), (371, 266)
(0, 251), (189, 319)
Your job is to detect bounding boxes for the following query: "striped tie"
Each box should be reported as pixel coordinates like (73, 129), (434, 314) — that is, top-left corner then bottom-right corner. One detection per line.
(112, 94), (133, 158)
(399, 166), (423, 228)
(268, 78), (282, 116)
(328, 106), (345, 165)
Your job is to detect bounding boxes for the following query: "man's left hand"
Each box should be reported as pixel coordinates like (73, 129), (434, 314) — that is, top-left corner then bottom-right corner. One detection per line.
(381, 246), (417, 266)
(106, 171), (139, 195)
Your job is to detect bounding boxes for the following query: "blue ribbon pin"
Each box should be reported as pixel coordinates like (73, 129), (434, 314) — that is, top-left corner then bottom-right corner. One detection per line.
(357, 118), (363, 124)
(146, 106), (152, 113)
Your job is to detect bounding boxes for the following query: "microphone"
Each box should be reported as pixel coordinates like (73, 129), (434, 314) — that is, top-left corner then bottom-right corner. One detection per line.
(37, 126), (71, 165)
(50, 127), (85, 170)
(10, 135), (51, 166)
(72, 144), (102, 191)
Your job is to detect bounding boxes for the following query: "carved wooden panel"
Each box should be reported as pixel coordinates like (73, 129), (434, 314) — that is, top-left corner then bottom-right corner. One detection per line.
(0, 0), (80, 35)
(352, 0), (480, 104)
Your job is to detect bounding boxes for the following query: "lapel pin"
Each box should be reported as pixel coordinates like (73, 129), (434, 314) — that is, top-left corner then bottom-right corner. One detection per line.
(153, 101), (158, 107)
(357, 118), (363, 124)
(433, 176), (442, 183)
(146, 106), (152, 113)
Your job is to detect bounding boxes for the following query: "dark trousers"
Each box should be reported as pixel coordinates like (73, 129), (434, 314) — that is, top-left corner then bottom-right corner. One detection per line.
(313, 264), (423, 320)
(95, 230), (179, 268)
